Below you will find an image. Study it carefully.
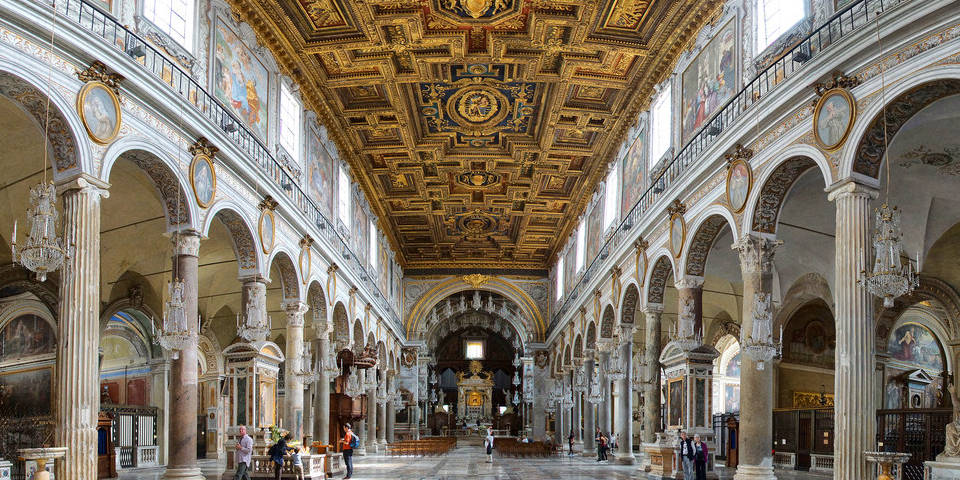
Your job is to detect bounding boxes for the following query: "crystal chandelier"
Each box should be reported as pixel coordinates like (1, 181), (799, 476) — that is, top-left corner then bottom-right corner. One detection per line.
(861, 204), (918, 308)
(560, 383), (574, 409)
(12, 0), (66, 282)
(322, 344), (340, 377)
(429, 388), (437, 404)
(293, 341), (320, 384)
(573, 365), (587, 393)
(587, 365), (603, 404)
(631, 355), (649, 390)
(512, 370), (521, 386)
(236, 294), (270, 342)
(377, 380), (388, 405)
(153, 278), (192, 359)
(858, 17), (919, 309)
(741, 293), (782, 371)
(606, 344), (626, 382)
(671, 296), (702, 351)
(512, 390), (520, 406)
(12, 183), (67, 282)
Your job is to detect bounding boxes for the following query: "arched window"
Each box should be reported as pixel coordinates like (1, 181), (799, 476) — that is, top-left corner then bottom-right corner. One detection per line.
(142, 0), (196, 50)
(648, 86), (672, 166)
(713, 337), (740, 415)
(756, 0), (806, 51)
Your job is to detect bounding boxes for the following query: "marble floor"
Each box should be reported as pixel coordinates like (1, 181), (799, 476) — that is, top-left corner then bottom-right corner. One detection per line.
(115, 447), (831, 479)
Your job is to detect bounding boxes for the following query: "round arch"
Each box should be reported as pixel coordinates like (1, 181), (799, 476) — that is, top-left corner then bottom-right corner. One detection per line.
(645, 252), (676, 305)
(681, 210), (737, 278)
(201, 202), (261, 277)
(267, 248), (302, 304)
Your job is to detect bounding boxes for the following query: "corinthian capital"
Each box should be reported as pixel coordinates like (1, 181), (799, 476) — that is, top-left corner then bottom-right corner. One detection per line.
(283, 301), (309, 327)
(172, 230), (202, 257)
(734, 234), (781, 274)
(674, 276), (704, 290)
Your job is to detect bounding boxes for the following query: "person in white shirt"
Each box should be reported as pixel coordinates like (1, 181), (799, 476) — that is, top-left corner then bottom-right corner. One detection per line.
(234, 425), (253, 480)
(484, 428), (495, 463)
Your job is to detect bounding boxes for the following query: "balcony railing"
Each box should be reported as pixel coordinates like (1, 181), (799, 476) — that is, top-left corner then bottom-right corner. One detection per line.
(35, 0), (400, 327)
(553, 0), (906, 325)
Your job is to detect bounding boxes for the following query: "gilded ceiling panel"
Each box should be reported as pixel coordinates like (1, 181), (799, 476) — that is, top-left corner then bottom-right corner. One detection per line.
(227, 0), (724, 271)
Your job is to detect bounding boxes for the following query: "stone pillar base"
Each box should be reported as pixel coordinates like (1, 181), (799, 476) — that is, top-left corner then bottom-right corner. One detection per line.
(162, 466), (204, 479)
(581, 448), (596, 456)
(616, 453), (636, 465)
(353, 446), (367, 456)
(733, 464), (776, 480)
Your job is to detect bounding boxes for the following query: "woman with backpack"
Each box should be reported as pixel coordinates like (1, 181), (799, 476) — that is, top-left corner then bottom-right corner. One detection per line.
(269, 433), (293, 480)
(341, 423), (357, 479)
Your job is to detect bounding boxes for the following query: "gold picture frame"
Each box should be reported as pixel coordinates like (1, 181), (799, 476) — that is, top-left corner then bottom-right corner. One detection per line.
(0, 365), (54, 417)
(189, 153), (217, 208)
(813, 87), (857, 152)
(725, 158), (753, 214)
(258, 209), (275, 255)
(76, 81), (121, 145)
(298, 244), (311, 285)
(670, 213), (686, 259)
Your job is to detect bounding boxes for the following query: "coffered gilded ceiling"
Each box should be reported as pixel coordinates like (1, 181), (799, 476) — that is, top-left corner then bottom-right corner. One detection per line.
(227, 0), (724, 271)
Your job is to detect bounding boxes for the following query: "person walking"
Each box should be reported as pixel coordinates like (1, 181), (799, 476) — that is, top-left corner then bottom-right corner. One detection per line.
(341, 423), (356, 479)
(484, 427), (495, 463)
(233, 425), (253, 480)
(290, 447), (304, 480)
(595, 427), (607, 462)
(679, 431), (695, 480)
(693, 434), (709, 480)
(269, 432), (293, 480)
(568, 430), (575, 456)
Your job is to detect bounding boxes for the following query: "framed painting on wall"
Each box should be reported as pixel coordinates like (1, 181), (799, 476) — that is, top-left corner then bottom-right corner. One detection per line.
(681, 19), (737, 143)
(77, 81), (121, 145)
(307, 129), (334, 219)
(211, 18), (270, 140)
(586, 202), (603, 263)
(620, 128), (646, 217)
(0, 314), (56, 363)
(668, 378), (684, 427)
(813, 88), (856, 151)
(0, 366), (54, 417)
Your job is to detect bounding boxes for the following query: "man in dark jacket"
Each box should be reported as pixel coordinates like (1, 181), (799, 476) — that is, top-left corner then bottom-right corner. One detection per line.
(679, 430), (695, 479)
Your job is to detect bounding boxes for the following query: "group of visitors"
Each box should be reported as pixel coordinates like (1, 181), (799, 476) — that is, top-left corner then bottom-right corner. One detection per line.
(232, 423), (360, 480)
(678, 430), (709, 480)
(594, 427), (616, 461)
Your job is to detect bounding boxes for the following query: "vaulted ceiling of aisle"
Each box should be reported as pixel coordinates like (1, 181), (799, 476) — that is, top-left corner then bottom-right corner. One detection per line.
(228, 0), (723, 270)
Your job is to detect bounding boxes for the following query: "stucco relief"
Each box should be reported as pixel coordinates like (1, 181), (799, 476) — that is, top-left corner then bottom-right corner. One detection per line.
(751, 156), (817, 235)
(647, 256), (673, 304)
(684, 215), (727, 277)
(215, 208), (258, 271)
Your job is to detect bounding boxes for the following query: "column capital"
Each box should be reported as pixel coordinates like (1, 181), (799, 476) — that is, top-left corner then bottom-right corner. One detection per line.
(283, 301), (309, 327)
(643, 303), (664, 315)
(826, 178), (879, 202)
(734, 234), (782, 275)
(56, 173), (110, 198)
(674, 276), (704, 290)
(239, 274), (269, 286)
(171, 230), (201, 257)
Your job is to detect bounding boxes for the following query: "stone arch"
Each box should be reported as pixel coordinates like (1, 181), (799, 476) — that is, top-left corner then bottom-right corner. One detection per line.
(749, 156), (823, 236)
(683, 212), (735, 277)
(776, 272), (834, 332)
(268, 248), (301, 303)
(353, 320), (364, 350)
(331, 302), (349, 345)
(99, 297), (162, 359)
(202, 203), (260, 276)
(585, 321), (597, 350)
(425, 309), (524, 353)
(620, 282), (640, 324)
(198, 333), (225, 379)
(707, 311), (740, 348)
(600, 305), (616, 339)
(100, 139), (198, 230)
(405, 276), (546, 342)
(573, 334), (583, 359)
(563, 344), (572, 367)
(646, 254), (675, 305)
(0, 264), (60, 317)
(307, 281), (328, 330)
(0, 66), (89, 178)
(848, 76), (960, 179)
(876, 276), (960, 352)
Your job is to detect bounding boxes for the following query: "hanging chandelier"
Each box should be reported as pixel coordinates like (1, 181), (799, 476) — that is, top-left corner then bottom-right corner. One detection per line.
(153, 277), (193, 359)
(12, 0), (66, 282)
(741, 293), (782, 371)
(587, 364), (603, 404)
(631, 355), (649, 390)
(670, 296), (702, 351)
(606, 345), (626, 382)
(236, 293), (270, 342)
(512, 390), (521, 406)
(393, 391), (405, 410)
(859, 16), (919, 308)
(12, 183), (67, 282)
(293, 341), (320, 384)
(376, 380), (388, 405)
(429, 388), (438, 404)
(512, 370), (521, 387)
(560, 383), (574, 409)
(573, 365), (587, 393)
(861, 204), (919, 307)
(322, 344), (340, 377)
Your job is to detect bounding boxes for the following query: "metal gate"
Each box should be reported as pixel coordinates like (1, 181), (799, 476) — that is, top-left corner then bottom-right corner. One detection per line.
(876, 409), (949, 480)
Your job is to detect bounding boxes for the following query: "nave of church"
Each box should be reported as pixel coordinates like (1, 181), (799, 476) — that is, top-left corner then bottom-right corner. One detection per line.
(1, 0), (960, 479)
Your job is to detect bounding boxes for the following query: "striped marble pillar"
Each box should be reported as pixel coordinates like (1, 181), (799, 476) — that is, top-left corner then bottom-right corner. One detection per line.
(284, 301), (308, 443)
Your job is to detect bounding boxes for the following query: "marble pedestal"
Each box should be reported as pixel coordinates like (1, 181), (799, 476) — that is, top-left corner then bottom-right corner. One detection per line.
(925, 460), (960, 479)
(0, 458), (10, 479)
(644, 437), (676, 479)
(733, 464), (776, 480)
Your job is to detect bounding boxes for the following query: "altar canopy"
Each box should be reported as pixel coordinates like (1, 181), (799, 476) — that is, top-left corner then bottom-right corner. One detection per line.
(457, 361), (494, 422)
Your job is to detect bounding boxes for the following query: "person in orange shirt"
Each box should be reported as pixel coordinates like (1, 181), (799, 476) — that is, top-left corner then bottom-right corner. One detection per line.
(340, 423), (355, 479)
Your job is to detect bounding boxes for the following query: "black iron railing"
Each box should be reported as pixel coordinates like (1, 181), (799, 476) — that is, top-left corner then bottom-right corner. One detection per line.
(38, 0), (400, 327)
(553, 0), (906, 325)
(877, 408), (949, 480)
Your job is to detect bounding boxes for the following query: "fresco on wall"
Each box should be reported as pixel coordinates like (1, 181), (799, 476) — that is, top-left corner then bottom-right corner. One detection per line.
(307, 130), (334, 219)
(586, 202), (603, 263)
(0, 314), (55, 363)
(725, 353), (741, 377)
(783, 305), (836, 368)
(353, 197), (369, 263)
(887, 322), (944, 373)
(564, 247), (577, 293)
(724, 384), (740, 413)
(620, 129), (646, 217)
(213, 19), (270, 140)
(378, 242), (389, 295)
(0, 367), (52, 416)
(681, 19), (736, 143)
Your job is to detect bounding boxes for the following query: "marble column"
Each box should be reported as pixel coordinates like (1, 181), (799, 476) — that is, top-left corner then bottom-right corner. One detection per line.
(733, 234), (780, 480)
(303, 382), (314, 440)
(598, 351), (611, 434)
(582, 356), (596, 455)
(315, 320), (332, 446)
(377, 397), (387, 446)
(386, 375), (396, 443)
(284, 302), (308, 442)
(366, 373), (377, 452)
(675, 277), (705, 337)
(54, 177), (107, 480)
(240, 277), (268, 340)
(616, 324), (635, 464)
(165, 231), (203, 479)
(572, 370), (582, 448)
(828, 180), (878, 480)
(642, 304), (664, 444)
(411, 405), (421, 440)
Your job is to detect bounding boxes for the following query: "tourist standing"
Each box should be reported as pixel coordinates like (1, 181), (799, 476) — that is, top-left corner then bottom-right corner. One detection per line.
(341, 423), (356, 479)
(270, 433), (293, 480)
(595, 427), (607, 462)
(679, 431), (695, 480)
(568, 430), (575, 455)
(693, 434), (709, 480)
(484, 427), (495, 463)
(290, 447), (304, 480)
(234, 425), (253, 480)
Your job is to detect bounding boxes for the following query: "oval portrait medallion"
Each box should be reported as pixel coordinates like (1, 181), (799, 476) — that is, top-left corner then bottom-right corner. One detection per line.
(813, 88), (856, 151)
(446, 86), (510, 134)
(77, 81), (121, 145)
(190, 154), (217, 208)
(725, 158), (752, 214)
(258, 209), (275, 255)
(670, 213), (686, 259)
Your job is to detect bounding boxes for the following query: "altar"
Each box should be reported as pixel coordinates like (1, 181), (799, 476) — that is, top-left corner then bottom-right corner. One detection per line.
(457, 361), (494, 422)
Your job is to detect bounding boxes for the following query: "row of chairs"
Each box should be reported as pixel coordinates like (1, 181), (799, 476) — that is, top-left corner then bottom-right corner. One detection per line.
(494, 439), (558, 457)
(385, 437), (458, 456)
